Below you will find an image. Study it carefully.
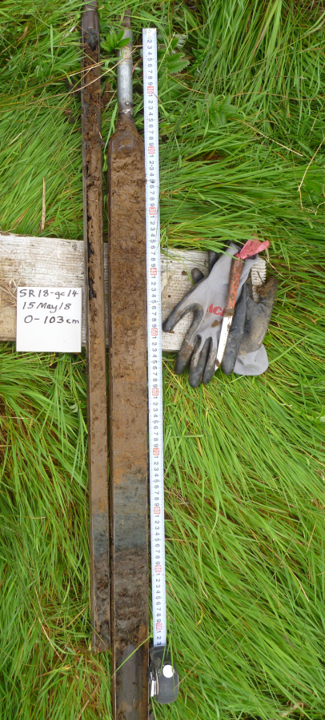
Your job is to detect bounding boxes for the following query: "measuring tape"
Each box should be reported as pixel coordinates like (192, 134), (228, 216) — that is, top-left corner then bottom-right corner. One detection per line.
(143, 28), (179, 703)
(143, 27), (166, 649)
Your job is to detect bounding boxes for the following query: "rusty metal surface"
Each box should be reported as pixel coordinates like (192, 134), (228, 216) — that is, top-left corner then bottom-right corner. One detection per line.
(81, 1), (110, 653)
(107, 115), (149, 720)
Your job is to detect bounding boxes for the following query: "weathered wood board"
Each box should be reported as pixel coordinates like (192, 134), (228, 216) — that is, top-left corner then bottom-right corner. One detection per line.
(0, 234), (209, 351)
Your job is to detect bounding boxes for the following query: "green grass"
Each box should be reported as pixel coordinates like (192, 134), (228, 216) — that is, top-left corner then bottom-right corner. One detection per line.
(0, 0), (325, 718)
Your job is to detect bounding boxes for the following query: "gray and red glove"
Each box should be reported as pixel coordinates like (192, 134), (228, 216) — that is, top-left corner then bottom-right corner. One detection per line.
(162, 243), (277, 387)
(222, 272), (277, 376)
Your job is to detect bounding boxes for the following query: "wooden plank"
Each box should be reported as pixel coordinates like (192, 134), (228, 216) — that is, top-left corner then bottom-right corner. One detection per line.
(0, 233), (209, 351)
(0, 234), (88, 342)
(160, 248), (208, 350)
(81, 1), (110, 653)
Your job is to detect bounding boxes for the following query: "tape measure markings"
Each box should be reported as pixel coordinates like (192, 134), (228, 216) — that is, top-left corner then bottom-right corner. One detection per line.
(143, 27), (166, 649)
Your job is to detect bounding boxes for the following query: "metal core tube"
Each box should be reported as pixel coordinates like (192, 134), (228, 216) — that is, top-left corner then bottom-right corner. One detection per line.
(117, 16), (133, 116)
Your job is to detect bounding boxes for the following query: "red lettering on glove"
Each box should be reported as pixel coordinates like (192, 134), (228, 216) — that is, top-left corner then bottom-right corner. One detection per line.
(207, 304), (224, 316)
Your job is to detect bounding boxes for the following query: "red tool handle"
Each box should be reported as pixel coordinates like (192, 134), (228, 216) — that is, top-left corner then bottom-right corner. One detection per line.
(225, 238), (270, 315)
(225, 257), (243, 315)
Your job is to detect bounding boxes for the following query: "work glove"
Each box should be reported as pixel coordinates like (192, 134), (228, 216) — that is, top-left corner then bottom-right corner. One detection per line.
(162, 243), (257, 388)
(222, 273), (277, 376)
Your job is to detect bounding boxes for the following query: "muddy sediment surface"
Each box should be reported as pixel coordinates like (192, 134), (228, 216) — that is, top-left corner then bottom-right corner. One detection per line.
(107, 115), (148, 719)
(81, 20), (110, 653)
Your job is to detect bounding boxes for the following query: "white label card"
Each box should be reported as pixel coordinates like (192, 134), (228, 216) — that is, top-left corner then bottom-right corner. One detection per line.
(16, 287), (82, 353)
